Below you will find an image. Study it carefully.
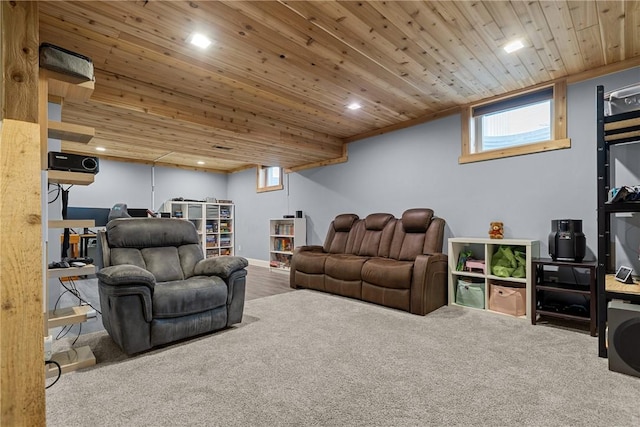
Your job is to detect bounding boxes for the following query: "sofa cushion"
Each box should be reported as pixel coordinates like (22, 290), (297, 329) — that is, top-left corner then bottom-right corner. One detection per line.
(325, 254), (368, 281)
(107, 217), (200, 248)
(294, 251), (330, 274)
(361, 258), (413, 289)
(141, 247), (184, 282)
(401, 208), (434, 232)
(334, 213), (359, 231)
(153, 276), (227, 318)
(324, 214), (359, 254)
(110, 247), (146, 269)
(357, 213), (395, 257)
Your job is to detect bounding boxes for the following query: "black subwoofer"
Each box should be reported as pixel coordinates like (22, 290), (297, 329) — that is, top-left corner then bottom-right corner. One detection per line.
(608, 300), (640, 378)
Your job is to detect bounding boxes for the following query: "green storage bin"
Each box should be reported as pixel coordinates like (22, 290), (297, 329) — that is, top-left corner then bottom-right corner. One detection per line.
(456, 278), (485, 309)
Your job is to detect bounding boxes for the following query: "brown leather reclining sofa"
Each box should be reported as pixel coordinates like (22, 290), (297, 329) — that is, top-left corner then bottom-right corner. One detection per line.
(289, 208), (448, 315)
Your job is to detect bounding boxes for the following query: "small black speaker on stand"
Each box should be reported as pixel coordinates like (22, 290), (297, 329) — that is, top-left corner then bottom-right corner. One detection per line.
(296, 210), (303, 218)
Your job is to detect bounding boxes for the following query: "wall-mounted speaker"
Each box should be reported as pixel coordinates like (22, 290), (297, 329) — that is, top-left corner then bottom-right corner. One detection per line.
(608, 300), (640, 378)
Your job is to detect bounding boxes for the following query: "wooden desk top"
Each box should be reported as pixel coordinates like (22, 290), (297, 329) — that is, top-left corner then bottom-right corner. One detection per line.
(606, 274), (640, 296)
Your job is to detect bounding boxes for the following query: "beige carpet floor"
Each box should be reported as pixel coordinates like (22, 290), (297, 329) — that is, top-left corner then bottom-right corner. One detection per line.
(47, 290), (640, 426)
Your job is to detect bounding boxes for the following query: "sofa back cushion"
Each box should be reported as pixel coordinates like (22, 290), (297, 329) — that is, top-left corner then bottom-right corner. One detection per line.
(356, 213), (396, 257)
(389, 209), (443, 261)
(323, 214), (359, 254)
(106, 218), (204, 280)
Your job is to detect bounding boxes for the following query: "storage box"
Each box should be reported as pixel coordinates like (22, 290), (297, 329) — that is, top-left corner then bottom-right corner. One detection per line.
(456, 278), (485, 309)
(605, 83), (640, 116)
(488, 283), (526, 316)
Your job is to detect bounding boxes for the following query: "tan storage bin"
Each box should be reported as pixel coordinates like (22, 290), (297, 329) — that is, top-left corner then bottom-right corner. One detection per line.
(489, 283), (526, 317)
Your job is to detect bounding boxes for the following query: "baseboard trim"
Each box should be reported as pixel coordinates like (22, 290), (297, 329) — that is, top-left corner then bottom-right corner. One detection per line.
(247, 258), (270, 268)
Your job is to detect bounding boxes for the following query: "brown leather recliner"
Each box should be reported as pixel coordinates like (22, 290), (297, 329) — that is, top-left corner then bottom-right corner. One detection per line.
(290, 208), (448, 315)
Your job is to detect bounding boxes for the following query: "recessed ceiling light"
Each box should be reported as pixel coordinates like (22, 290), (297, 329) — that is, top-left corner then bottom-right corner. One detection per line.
(189, 33), (212, 49)
(197, 161), (205, 165)
(504, 40), (524, 54)
(347, 103), (361, 110)
(95, 147), (106, 152)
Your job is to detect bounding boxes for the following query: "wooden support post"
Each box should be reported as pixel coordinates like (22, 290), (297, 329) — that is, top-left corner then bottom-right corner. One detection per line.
(0, 2), (45, 426)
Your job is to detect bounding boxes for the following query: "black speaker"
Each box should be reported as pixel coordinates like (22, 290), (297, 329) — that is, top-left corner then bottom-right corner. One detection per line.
(48, 151), (99, 174)
(608, 300), (640, 378)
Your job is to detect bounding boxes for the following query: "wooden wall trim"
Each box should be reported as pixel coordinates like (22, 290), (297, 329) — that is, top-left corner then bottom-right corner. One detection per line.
(0, 2), (45, 426)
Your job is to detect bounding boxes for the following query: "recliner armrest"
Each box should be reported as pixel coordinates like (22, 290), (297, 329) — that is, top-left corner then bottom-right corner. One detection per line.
(97, 264), (156, 290)
(194, 256), (248, 278)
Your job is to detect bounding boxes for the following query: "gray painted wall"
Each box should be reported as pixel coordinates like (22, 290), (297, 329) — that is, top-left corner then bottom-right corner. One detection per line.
(66, 159), (227, 212)
(229, 67), (640, 274)
(65, 67), (639, 273)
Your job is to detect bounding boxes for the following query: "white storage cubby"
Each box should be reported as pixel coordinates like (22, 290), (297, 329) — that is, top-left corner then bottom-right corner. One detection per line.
(163, 200), (234, 257)
(448, 237), (540, 320)
(269, 218), (306, 272)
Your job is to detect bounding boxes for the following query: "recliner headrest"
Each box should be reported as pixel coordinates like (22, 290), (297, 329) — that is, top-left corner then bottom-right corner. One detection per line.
(107, 218), (200, 248)
(333, 214), (359, 232)
(364, 213), (394, 231)
(401, 208), (434, 233)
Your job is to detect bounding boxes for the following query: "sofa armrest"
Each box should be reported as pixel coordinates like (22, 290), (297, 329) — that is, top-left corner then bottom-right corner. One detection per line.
(194, 256), (248, 278)
(410, 253), (448, 315)
(97, 265), (156, 290)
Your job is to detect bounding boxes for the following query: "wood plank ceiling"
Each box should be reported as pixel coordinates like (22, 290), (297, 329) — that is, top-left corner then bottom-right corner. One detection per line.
(38, 1), (640, 173)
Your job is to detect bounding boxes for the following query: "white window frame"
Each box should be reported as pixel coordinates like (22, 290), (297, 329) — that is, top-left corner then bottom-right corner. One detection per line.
(460, 80), (570, 164)
(256, 165), (283, 193)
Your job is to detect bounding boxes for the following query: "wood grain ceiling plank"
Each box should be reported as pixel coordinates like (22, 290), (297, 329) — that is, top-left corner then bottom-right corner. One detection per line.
(83, 85), (345, 158)
(90, 69), (347, 146)
(87, 127), (322, 168)
(576, 25), (606, 69)
(186, 1), (425, 120)
(115, 0), (413, 123)
(275, 0), (474, 104)
(38, 0), (125, 38)
(359, 0), (504, 99)
(596, 1), (626, 64)
(449, 1), (537, 87)
(414, 1), (523, 93)
(62, 104), (334, 166)
(40, 8), (378, 134)
(480, 1), (551, 83)
(207, 1), (436, 117)
(540, 1), (588, 73)
(510, 1), (568, 79)
(568, 1), (599, 31)
(67, 112), (329, 164)
(625, 1), (640, 58)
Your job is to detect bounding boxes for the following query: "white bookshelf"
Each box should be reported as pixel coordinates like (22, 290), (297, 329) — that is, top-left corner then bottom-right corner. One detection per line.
(269, 218), (306, 272)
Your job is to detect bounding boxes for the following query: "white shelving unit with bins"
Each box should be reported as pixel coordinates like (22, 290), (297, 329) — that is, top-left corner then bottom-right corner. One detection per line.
(41, 69), (98, 376)
(163, 200), (234, 257)
(269, 218), (306, 272)
(448, 237), (540, 321)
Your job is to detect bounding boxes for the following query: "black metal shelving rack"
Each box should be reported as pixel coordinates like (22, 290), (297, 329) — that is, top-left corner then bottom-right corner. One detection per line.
(596, 85), (640, 358)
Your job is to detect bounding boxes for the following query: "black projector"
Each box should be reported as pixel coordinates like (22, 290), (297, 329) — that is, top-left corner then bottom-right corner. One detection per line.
(48, 151), (99, 174)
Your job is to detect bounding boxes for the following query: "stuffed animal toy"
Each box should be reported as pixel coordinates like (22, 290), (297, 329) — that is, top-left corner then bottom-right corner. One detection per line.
(489, 222), (504, 239)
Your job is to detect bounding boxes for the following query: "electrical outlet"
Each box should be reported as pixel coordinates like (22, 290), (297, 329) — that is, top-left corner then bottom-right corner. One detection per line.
(44, 335), (53, 361)
(86, 309), (97, 319)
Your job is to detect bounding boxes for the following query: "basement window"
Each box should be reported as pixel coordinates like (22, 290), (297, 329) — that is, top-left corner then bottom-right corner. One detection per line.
(460, 81), (570, 163)
(256, 166), (283, 193)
